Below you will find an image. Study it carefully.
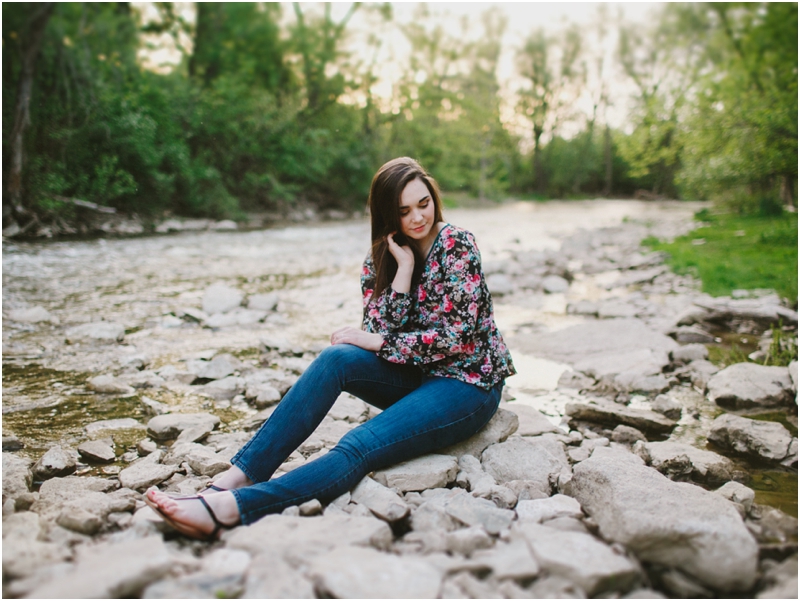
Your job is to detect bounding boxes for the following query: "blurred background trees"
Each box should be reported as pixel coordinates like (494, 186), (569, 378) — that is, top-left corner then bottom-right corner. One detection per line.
(2, 2), (797, 231)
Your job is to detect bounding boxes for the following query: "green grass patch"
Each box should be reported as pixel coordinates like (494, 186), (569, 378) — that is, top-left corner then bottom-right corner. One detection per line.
(644, 211), (798, 300)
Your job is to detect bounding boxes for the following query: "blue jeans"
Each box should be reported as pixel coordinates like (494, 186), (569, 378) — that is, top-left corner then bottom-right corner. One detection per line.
(231, 344), (503, 524)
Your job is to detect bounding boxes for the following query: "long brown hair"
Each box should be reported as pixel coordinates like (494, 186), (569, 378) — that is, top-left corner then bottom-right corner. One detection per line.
(368, 157), (444, 300)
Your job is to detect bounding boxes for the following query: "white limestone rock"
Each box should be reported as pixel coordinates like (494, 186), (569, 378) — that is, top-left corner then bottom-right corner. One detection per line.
(350, 476), (410, 522)
(373, 454), (458, 492)
(147, 412), (220, 441)
(708, 413), (794, 463)
(516, 494), (584, 523)
(481, 436), (569, 491)
(707, 363), (794, 410)
(440, 408), (519, 458)
(65, 321), (125, 343)
(202, 282), (243, 315)
(570, 452), (758, 592)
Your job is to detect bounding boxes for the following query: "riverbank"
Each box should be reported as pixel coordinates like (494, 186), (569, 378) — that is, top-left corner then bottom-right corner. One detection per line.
(3, 200), (797, 598)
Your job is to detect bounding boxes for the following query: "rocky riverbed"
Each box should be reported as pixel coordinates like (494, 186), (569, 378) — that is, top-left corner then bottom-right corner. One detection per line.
(3, 200), (797, 598)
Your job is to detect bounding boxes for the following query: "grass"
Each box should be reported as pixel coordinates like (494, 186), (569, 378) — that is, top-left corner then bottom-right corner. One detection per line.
(644, 210), (798, 301)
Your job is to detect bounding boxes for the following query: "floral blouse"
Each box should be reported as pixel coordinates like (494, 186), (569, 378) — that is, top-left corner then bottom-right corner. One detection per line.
(361, 224), (515, 389)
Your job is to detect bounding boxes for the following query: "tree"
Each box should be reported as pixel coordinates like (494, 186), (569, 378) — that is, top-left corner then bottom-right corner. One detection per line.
(516, 25), (584, 194)
(4, 3), (54, 231)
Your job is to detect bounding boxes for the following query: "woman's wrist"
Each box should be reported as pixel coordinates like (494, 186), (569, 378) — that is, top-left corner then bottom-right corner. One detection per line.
(392, 264), (413, 294)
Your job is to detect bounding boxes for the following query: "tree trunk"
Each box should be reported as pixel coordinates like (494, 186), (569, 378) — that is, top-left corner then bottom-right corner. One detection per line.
(5, 3), (55, 228)
(780, 175), (795, 210)
(533, 127), (545, 195)
(603, 124), (613, 196)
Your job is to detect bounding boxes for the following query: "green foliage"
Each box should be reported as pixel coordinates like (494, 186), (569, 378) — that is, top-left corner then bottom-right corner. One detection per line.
(762, 323), (798, 367)
(645, 211), (798, 300)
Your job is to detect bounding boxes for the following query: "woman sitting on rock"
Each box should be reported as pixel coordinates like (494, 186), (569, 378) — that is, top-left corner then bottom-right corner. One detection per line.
(146, 156), (516, 540)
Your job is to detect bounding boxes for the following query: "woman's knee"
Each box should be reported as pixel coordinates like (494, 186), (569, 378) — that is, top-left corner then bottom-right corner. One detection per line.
(315, 344), (374, 372)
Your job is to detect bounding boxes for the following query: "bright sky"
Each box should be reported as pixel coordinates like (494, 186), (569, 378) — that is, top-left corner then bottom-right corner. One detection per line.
(136, 2), (664, 139)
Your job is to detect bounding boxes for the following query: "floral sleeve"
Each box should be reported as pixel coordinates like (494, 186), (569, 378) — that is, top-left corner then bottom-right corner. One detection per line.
(361, 253), (412, 333)
(378, 230), (483, 365)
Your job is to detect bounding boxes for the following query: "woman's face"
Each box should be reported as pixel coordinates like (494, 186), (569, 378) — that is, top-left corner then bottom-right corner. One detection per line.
(398, 178), (437, 245)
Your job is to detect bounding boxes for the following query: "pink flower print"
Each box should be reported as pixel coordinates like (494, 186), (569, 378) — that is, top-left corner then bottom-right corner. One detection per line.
(364, 289), (373, 300)
(400, 345), (412, 355)
(444, 236), (455, 250)
(435, 283), (444, 295)
(464, 280), (476, 294)
(422, 331), (437, 344)
(453, 259), (465, 272)
(369, 308), (380, 318)
(466, 372), (481, 384)
(418, 287), (427, 302)
(468, 302), (478, 316)
(430, 261), (439, 271)
(362, 265), (370, 276)
(443, 296), (453, 313)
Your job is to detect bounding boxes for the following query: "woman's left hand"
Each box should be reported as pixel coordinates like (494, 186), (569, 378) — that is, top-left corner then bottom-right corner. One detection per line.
(331, 327), (384, 351)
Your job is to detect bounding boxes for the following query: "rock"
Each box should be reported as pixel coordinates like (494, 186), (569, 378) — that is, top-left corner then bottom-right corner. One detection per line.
(684, 359), (721, 389)
(7, 306), (55, 323)
(408, 497), (460, 533)
(77, 439), (116, 463)
(517, 523), (641, 596)
(26, 535), (172, 598)
(637, 441), (734, 484)
(516, 494), (583, 523)
(298, 418), (353, 453)
(175, 421), (215, 443)
(212, 219), (238, 230)
(505, 479), (550, 501)
(119, 450), (178, 490)
(147, 412), (220, 441)
(3, 453), (32, 504)
(714, 481), (755, 513)
(671, 325), (716, 344)
(542, 275), (569, 293)
(597, 300), (638, 319)
(194, 353), (242, 380)
(513, 318), (677, 366)
(2, 512), (70, 580)
(506, 404), (562, 437)
(3, 434), (24, 451)
(202, 282), (243, 315)
(328, 394), (368, 422)
(206, 307), (267, 328)
(692, 296), (798, 329)
(87, 374), (136, 395)
(486, 273), (515, 296)
(120, 370), (165, 389)
(156, 365), (197, 385)
(248, 292), (279, 312)
(472, 535), (541, 580)
(707, 363), (794, 410)
(708, 413), (794, 463)
(671, 343), (709, 364)
(566, 401), (677, 435)
(574, 347), (670, 383)
(570, 452), (758, 591)
(611, 425), (647, 445)
(374, 454), (458, 492)
(481, 437), (569, 491)
(756, 554), (798, 599)
(443, 490), (515, 535)
(65, 321), (125, 343)
(200, 376), (246, 400)
(529, 575), (587, 598)
(444, 526), (494, 557)
(567, 300), (599, 316)
(789, 360), (798, 393)
(557, 370), (595, 390)
(246, 383), (282, 408)
(242, 550), (315, 598)
(614, 372), (672, 395)
(308, 545), (443, 599)
(440, 408), (519, 458)
(650, 394), (682, 420)
(749, 505), (799, 546)
(351, 476), (410, 522)
(456, 454), (497, 495)
(137, 438), (157, 455)
(32, 445), (78, 480)
(441, 571), (502, 598)
(85, 417), (146, 440)
(31, 476), (118, 521)
(226, 513), (393, 555)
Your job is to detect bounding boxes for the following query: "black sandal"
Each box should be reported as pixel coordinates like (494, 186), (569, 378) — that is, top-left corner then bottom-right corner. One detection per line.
(144, 494), (239, 542)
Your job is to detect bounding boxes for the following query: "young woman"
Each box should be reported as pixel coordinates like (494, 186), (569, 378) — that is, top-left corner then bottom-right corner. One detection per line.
(145, 157), (515, 540)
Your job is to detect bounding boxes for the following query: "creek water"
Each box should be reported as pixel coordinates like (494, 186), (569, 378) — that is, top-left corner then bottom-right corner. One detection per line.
(3, 200), (796, 516)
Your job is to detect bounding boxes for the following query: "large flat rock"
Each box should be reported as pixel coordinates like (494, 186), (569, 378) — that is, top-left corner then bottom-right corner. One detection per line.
(566, 401), (677, 435)
(570, 452), (758, 592)
(708, 413), (795, 463)
(308, 545), (443, 598)
(226, 513), (393, 555)
(516, 523), (641, 596)
(373, 454), (458, 492)
(26, 535), (172, 598)
(707, 363), (794, 410)
(511, 318), (678, 365)
(637, 440), (734, 484)
(481, 437), (569, 490)
(439, 408), (519, 458)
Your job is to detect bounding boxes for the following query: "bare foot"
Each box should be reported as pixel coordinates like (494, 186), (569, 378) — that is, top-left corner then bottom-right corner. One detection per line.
(145, 488), (240, 540)
(204, 465), (253, 493)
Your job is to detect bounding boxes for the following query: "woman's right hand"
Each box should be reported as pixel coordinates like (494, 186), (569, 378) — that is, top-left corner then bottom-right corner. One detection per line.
(386, 232), (414, 270)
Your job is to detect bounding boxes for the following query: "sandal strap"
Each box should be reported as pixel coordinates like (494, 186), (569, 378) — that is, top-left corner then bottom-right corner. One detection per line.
(197, 495), (238, 540)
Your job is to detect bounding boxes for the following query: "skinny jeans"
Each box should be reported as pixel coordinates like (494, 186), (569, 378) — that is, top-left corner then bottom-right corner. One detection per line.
(231, 344), (502, 524)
